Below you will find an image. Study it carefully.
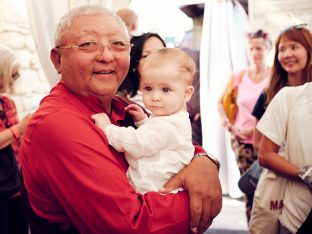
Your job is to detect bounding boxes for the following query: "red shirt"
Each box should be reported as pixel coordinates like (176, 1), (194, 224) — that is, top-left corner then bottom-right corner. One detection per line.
(21, 81), (205, 234)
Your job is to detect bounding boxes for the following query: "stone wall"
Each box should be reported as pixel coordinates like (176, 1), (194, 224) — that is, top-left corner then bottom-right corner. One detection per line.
(0, 0), (51, 119)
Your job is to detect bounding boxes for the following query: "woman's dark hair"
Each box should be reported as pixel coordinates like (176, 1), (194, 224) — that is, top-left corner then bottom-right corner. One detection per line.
(118, 33), (166, 98)
(266, 25), (312, 105)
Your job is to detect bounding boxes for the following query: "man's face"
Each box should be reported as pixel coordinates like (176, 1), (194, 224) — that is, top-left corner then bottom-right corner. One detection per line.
(54, 14), (130, 99)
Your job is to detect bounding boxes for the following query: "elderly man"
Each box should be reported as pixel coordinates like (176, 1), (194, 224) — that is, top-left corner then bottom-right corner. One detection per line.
(20, 5), (222, 234)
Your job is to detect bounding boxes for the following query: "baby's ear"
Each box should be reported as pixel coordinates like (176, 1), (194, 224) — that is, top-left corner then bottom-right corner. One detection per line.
(184, 85), (194, 102)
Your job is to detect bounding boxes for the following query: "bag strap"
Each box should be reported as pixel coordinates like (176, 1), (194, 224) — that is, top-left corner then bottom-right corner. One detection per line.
(237, 70), (246, 84)
(231, 70), (246, 89)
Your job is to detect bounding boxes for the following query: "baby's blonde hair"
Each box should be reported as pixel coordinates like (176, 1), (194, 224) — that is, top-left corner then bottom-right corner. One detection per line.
(0, 45), (19, 93)
(141, 47), (196, 85)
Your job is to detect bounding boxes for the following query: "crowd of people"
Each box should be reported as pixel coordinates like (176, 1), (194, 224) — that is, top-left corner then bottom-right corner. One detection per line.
(0, 3), (311, 234)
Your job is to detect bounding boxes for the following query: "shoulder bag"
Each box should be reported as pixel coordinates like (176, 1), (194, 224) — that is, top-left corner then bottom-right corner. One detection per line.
(222, 70), (245, 124)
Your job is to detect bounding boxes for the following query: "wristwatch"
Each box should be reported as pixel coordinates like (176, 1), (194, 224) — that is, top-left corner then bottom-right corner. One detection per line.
(194, 153), (221, 171)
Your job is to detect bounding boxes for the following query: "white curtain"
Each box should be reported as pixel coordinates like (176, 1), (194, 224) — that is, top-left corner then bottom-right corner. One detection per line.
(200, 0), (249, 197)
(25, 0), (129, 88)
(25, 0), (70, 87)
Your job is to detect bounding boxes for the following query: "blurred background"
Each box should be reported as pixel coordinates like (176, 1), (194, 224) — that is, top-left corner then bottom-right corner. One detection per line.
(0, 0), (311, 233)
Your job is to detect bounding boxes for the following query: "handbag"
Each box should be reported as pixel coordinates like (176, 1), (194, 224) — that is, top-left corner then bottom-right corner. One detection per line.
(249, 169), (287, 233)
(0, 144), (20, 199)
(222, 70), (245, 124)
(238, 159), (263, 195)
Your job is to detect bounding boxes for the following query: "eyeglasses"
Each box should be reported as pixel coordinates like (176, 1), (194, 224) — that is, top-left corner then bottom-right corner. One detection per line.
(11, 72), (20, 80)
(56, 40), (133, 58)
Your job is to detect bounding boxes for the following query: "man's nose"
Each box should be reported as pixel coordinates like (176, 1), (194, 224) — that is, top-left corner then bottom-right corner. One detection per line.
(96, 45), (114, 62)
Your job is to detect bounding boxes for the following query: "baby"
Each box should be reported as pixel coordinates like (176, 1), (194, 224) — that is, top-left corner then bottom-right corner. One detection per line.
(92, 47), (196, 194)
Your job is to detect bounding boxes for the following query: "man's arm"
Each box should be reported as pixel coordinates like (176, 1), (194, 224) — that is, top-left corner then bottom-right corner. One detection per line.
(161, 144), (222, 233)
(23, 112), (190, 234)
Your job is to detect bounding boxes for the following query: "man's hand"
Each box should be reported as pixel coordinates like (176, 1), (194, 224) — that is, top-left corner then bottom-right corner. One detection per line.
(160, 156), (222, 233)
(125, 104), (147, 122)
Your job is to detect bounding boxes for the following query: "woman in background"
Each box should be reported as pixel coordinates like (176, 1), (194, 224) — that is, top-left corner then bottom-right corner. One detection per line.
(0, 45), (31, 234)
(250, 24), (312, 234)
(252, 25), (312, 152)
(218, 29), (272, 222)
(118, 32), (166, 105)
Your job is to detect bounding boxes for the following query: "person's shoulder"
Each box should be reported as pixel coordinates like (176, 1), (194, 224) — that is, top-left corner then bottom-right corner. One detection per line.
(277, 85), (304, 98)
(0, 94), (14, 104)
(231, 69), (247, 83)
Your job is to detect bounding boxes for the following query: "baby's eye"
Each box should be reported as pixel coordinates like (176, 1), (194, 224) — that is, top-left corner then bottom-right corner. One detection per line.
(144, 86), (152, 91)
(162, 87), (170, 93)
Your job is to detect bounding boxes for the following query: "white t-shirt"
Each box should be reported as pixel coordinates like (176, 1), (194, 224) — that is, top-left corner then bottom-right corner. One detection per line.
(257, 82), (312, 233)
(104, 110), (194, 194)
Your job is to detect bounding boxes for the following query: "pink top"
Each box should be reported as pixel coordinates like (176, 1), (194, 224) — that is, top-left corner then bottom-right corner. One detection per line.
(234, 70), (268, 144)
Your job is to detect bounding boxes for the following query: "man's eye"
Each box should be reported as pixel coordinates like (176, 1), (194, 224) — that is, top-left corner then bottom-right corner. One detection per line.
(78, 41), (97, 48)
(162, 88), (170, 92)
(111, 40), (127, 48)
(78, 42), (98, 52)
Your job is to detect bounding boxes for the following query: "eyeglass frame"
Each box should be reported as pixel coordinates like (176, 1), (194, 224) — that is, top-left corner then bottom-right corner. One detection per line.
(56, 40), (134, 58)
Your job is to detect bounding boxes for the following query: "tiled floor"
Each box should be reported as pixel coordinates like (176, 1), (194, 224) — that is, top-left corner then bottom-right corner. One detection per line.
(205, 196), (248, 234)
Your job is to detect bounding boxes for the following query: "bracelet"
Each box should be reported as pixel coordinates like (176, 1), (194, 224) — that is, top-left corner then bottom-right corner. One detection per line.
(194, 153), (221, 171)
(9, 126), (20, 140)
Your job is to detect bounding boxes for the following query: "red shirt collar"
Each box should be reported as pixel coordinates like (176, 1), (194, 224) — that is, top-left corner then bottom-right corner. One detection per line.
(49, 81), (128, 125)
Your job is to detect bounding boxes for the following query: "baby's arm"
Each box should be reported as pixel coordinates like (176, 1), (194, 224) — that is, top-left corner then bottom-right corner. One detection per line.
(91, 113), (112, 131)
(125, 104), (147, 122)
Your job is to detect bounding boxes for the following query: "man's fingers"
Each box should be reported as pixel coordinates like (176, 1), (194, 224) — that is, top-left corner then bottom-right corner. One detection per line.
(189, 191), (202, 233)
(197, 197), (213, 233)
(159, 174), (182, 193)
(198, 194), (222, 233)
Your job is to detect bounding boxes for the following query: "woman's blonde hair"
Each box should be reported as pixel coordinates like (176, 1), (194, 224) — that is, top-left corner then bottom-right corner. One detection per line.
(0, 44), (19, 93)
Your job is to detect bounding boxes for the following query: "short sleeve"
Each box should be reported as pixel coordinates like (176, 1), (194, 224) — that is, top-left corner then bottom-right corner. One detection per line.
(252, 91), (267, 120)
(257, 88), (289, 146)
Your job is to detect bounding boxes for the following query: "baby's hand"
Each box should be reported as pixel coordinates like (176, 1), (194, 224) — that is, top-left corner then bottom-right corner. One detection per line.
(125, 104), (147, 122)
(91, 113), (111, 131)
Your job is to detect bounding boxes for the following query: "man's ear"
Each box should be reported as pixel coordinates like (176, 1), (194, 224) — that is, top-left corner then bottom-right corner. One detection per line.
(50, 48), (62, 74)
(184, 85), (194, 102)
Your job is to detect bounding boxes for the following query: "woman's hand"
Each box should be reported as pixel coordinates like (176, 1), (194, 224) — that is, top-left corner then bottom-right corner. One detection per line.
(160, 156), (222, 233)
(15, 113), (32, 135)
(228, 125), (248, 141)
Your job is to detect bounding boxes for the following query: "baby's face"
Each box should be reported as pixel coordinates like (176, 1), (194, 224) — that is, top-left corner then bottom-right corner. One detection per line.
(140, 64), (191, 116)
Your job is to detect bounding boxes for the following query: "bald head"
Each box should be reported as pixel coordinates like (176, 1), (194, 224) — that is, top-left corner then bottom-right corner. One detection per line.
(116, 8), (138, 36)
